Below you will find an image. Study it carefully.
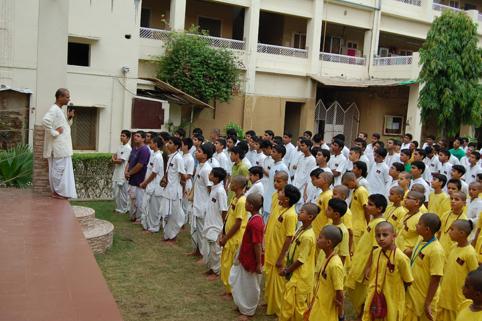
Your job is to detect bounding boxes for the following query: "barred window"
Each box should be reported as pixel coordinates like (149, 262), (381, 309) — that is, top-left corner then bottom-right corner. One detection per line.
(71, 107), (98, 150)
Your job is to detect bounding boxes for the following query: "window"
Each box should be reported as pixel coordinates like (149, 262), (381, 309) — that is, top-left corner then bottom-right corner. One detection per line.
(293, 33), (306, 49)
(323, 36), (342, 54)
(141, 8), (150, 28)
(449, 0), (459, 8)
(379, 47), (390, 57)
(131, 97), (164, 129)
(399, 49), (413, 56)
(71, 107), (98, 150)
(346, 41), (358, 49)
(198, 17), (221, 37)
(464, 3), (476, 10)
(67, 42), (90, 67)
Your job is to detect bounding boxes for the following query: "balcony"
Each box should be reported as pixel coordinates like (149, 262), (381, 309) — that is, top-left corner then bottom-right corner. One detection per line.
(320, 52), (366, 66)
(393, 0), (421, 7)
(432, 3), (463, 13)
(373, 55), (413, 66)
(370, 53), (419, 80)
(256, 43), (308, 58)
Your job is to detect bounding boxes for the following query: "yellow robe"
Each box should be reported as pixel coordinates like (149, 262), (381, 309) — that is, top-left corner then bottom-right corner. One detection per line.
(317, 222), (350, 267)
(384, 204), (408, 232)
(220, 195), (248, 293)
(362, 248), (414, 321)
(439, 210), (468, 255)
(350, 186), (369, 245)
(475, 216), (482, 263)
(279, 227), (316, 321)
(437, 245), (478, 321)
(396, 211), (423, 253)
(428, 192), (451, 217)
(264, 203), (297, 316)
(313, 189), (333, 237)
(404, 239), (444, 321)
(455, 301), (482, 321)
(346, 217), (385, 315)
(308, 254), (344, 321)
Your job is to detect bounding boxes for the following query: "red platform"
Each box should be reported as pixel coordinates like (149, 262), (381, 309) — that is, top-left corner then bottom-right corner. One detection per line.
(0, 189), (123, 321)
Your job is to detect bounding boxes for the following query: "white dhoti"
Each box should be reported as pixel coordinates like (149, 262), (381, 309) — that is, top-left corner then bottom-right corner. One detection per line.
(140, 192), (152, 230)
(181, 197), (192, 225)
(112, 181), (129, 213)
(191, 216), (208, 258)
(229, 263), (262, 316)
(160, 197), (185, 240)
(48, 157), (77, 198)
(128, 185), (144, 220)
(145, 194), (162, 232)
(206, 240), (222, 274)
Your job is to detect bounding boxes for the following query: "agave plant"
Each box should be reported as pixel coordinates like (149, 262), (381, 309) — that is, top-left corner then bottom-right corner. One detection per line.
(0, 144), (33, 188)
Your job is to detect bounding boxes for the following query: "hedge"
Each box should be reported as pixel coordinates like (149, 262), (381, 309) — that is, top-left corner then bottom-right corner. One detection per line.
(73, 153), (114, 200)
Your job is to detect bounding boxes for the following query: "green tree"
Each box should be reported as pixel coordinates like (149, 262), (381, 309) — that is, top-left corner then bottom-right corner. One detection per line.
(418, 11), (482, 136)
(157, 29), (240, 103)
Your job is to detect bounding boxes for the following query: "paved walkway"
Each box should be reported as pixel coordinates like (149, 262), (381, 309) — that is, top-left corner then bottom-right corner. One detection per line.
(0, 189), (123, 321)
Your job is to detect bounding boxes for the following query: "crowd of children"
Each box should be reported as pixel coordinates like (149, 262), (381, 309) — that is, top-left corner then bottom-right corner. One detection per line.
(112, 128), (482, 321)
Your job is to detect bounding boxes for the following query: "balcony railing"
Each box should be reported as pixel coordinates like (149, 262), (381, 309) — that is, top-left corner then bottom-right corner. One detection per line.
(257, 43), (308, 58)
(319, 52), (366, 65)
(139, 27), (245, 50)
(393, 0), (421, 6)
(373, 55), (413, 66)
(432, 3), (463, 12)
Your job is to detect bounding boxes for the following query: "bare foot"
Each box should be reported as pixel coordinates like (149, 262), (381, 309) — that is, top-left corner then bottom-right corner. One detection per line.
(132, 220), (142, 225)
(196, 258), (205, 265)
(204, 269), (214, 276)
(185, 251), (201, 257)
(207, 274), (219, 281)
(51, 193), (67, 200)
(238, 315), (251, 321)
(221, 293), (232, 300)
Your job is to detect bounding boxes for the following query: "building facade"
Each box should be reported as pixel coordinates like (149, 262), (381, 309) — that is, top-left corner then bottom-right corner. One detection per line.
(1, 0), (481, 152)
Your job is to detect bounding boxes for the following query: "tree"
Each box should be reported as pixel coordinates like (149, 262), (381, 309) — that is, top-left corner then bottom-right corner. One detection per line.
(418, 11), (482, 136)
(157, 29), (240, 104)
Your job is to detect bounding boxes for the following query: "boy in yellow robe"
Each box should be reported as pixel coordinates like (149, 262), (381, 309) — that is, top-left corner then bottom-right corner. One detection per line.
(264, 180), (299, 316)
(428, 173), (451, 217)
(279, 203), (318, 321)
(332, 185), (354, 258)
(362, 221), (413, 321)
(396, 191), (424, 257)
(455, 268), (482, 321)
(385, 186), (408, 231)
(306, 225), (345, 321)
(325, 198), (350, 265)
(438, 220), (478, 321)
(311, 171), (333, 236)
(438, 191), (467, 255)
(343, 172), (369, 246)
(219, 175), (248, 295)
(346, 193), (387, 317)
(405, 213), (445, 321)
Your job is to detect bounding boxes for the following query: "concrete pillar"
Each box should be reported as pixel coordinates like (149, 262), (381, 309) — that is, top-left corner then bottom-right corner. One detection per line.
(422, 0), (434, 20)
(243, 0), (260, 94)
(33, 125), (50, 195)
(406, 84), (423, 142)
(34, 0), (69, 124)
(368, 3), (381, 65)
(306, 0), (323, 74)
(170, 0), (186, 31)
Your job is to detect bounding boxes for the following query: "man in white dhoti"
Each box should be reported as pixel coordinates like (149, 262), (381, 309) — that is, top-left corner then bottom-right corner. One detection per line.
(42, 88), (77, 199)
(229, 194), (264, 318)
(112, 130), (132, 213)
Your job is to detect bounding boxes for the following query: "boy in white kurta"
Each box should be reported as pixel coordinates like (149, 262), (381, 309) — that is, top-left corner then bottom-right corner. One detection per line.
(367, 148), (390, 196)
(181, 138), (195, 225)
(112, 130), (131, 214)
(160, 137), (186, 242)
(203, 167), (228, 278)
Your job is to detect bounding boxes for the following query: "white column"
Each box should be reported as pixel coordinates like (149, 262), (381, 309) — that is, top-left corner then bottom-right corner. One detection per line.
(35, 0), (69, 124)
(306, 0), (323, 74)
(170, 0), (186, 31)
(243, 0), (260, 94)
(406, 84), (423, 142)
(422, 0), (434, 20)
(368, 5), (381, 65)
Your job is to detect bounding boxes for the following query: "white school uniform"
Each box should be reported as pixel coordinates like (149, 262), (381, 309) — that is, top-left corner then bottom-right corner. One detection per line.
(401, 142), (411, 150)
(160, 151), (186, 239)
(142, 150), (164, 232)
(358, 176), (370, 191)
(289, 150), (303, 178)
(112, 143), (131, 214)
(191, 162), (213, 256)
(203, 182), (228, 274)
(466, 164), (482, 185)
(182, 152), (195, 224)
(328, 153), (347, 186)
(342, 145), (350, 159)
(254, 151), (266, 167)
(467, 197), (482, 226)
(246, 180), (264, 198)
(261, 155), (274, 198)
(367, 162), (390, 196)
(283, 143), (296, 167)
(424, 156), (440, 183)
(385, 177), (399, 199)
(263, 160), (289, 216)
(292, 154), (316, 191)
(246, 149), (258, 166)
(214, 151), (230, 174)
(449, 154), (460, 165)
(208, 157), (220, 168)
(411, 177), (430, 203)
(438, 161), (453, 180)
(385, 152), (401, 168)
(242, 157), (252, 169)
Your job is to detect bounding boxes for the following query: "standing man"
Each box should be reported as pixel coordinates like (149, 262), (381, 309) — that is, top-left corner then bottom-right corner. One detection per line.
(42, 88), (77, 199)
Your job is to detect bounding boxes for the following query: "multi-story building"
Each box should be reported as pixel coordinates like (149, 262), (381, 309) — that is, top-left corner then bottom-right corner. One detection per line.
(1, 0), (481, 152)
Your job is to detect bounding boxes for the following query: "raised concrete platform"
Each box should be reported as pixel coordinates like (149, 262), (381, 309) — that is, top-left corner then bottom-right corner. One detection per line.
(72, 206), (114, 254)
(0, 189), (123, 321)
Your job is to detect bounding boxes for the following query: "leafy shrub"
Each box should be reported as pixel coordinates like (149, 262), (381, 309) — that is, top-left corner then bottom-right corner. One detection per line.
(73, 153), (114, 199)
(0, 144), (33, 187)
(224, 122), (244, 140)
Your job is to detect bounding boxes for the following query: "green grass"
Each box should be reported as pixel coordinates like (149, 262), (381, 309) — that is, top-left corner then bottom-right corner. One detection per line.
(72, 200), (276, 321)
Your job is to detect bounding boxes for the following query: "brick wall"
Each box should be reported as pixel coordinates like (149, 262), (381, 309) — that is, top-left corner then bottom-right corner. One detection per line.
(33, 125), (50, 195)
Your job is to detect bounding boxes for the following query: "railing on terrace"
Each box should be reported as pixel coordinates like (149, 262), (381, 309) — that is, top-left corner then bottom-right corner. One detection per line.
(257, 43), (308, 58)
(319, 52), (366, 65)
(372, 55), (413, 66)
(393, 0), (421, 7)
(432, 3), (463, 12)
(139, 27), (245, 50)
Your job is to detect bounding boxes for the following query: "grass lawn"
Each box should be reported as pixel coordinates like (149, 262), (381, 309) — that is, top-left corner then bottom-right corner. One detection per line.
(71, 200), (277, 321)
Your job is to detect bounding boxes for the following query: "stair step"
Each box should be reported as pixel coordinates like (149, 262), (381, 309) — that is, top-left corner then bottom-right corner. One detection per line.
(83, 219), (114, 255)
(72, 206), (96, 229)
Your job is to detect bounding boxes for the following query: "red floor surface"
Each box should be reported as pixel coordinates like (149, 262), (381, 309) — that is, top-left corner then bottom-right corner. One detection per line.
(0, 189), (123, 321)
